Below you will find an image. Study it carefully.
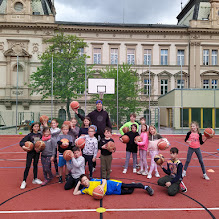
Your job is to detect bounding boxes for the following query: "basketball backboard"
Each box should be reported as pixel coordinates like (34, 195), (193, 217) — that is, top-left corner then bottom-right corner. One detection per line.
(88, 78), (115, 94)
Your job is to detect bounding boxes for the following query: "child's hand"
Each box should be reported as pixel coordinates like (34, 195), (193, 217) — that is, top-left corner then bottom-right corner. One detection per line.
(43, 121), (48, 127)
(119, 137), (123, 143)
(102, 144), (107, 149)
(99, 185), (104, 193)
(92, 157), (96, 162)
(22, 146), (30, 152)
(73, 109), (78, 114)
(165, 182), (171, 187)
(186, 141), (191, 144)
(51, 157), (54, 162)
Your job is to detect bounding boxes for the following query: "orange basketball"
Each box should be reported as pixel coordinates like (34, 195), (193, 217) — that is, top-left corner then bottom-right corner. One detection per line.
(154, 154), (165, 165)
(40, 115), (49, 124)
(106, 141), (116, 152)
(60, 138), (69, 149)
(157, 138), (169, 150)
(135, 136), (142, 143)
(121, 135), (130, 143)
(122, 127), (129, 134)
(63, 150), (74, 161)
(92, 186), (104, 200)
(24, 141), (34, 152)
(34, 141), (45, 152)
(63, 121), (71, 127)
(70, 101), (80, 110)
(204, 128), (215, 139)
(75, 138), (86, 149)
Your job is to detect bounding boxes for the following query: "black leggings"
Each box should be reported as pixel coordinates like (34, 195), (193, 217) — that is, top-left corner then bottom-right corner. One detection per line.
(53, 152), (58, 173)
(121, 183), (144, 195)
(23, 151), (40, 181)
(83, 154), (93, 178)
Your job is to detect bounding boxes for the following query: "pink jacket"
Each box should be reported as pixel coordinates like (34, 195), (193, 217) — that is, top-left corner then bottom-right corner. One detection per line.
(137, 132), (148, 151)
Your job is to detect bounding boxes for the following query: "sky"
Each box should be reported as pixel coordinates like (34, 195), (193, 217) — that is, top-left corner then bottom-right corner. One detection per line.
(54, 0), (189, 25)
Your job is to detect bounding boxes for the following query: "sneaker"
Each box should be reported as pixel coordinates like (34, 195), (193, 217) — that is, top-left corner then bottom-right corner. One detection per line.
(155, 171), (160, 177)
(203, 173), (210, 180)
(59, 176), (63, 183)
(123, 169), (127, 174)
(20, 181), (26, 189)
(137, 170), (143, 175)
(32, 178), (42, 185)
(147, 173), (152, 179)
(133, 168), (137, 173)
(182, 170), (186, 178)
(41, 180), (49, 186)
(110, 169), (112, 172)
(145, 186), (154, 196)
(142, 171), (148, 176)
(136, 163), (140, 168)
(180, 181), (187, 193)
(92, 167), (96, 173)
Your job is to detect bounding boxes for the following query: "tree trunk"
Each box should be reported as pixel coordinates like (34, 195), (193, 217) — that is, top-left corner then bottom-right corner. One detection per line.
(66, 98), (71, 120)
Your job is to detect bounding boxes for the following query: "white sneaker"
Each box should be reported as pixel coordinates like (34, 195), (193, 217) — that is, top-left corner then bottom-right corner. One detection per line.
(92, 167), (96, 173)
(123, 169), (127, 174)
(203, 174), (210, 180)
(182, 170), (186, 178)
(133, 168), (137, 173)
(32, 178), (42, 184)
(20, 181), (26, 189)
(155, 171), (160, 177)
(147, 173), (152, 179)
(142, 171), (148, 176)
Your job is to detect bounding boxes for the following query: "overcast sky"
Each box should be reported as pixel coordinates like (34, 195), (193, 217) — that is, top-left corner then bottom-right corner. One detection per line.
(54, 0), (189, 25)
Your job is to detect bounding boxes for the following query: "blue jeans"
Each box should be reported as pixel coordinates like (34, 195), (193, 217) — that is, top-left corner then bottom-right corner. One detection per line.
(124, 151), (137, 169)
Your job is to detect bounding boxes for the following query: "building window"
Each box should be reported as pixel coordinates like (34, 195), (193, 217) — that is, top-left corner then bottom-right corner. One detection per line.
(161, 79), (168, 95)
(161, 49), (168, 65)
(144, 49), (151, 65)
(93, 48), (101, 64)
(212, 50), (218, 65)
(212, 79), (218, 89)
(203, 79), (209, 89)
(177, 50), (184, 65)
(177, 79), (185, 89)
(203, 49), (209, 65)
(110, 48), (118, 64)
(144, 79), (150, 95)
(78, 48), (84, 56)
(127, 49), (135, 65)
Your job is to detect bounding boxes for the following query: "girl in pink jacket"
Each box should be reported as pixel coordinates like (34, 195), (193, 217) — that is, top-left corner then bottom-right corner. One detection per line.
(136, 124), (149, 175)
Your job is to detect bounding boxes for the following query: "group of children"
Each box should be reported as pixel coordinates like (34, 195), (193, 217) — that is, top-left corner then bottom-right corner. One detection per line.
(19, 113), (210, 197)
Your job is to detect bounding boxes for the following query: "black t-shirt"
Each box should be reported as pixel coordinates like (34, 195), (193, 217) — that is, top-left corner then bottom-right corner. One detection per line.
(124, 131), (139, 153)
(99, 138), (114, 156)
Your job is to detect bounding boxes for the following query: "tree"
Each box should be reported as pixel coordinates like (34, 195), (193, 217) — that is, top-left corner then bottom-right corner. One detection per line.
(99, 64), (145, 127)
(29, 32), (93, 120)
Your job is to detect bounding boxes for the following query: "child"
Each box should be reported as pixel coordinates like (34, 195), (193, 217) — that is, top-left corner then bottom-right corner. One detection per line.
(147, 125), (163, 179)
(99, 127), (115, 180)
(138, 117), (149, 135)
(19, 122), (42, 189)
(68, 118), (80, 146)
(57, 124), (73, 183)
(119, 113), (139, 135)
(79, 126), (98, 179)
(182, 121), (209, 180)
(120, 124), (139, 174)
(73, 174), (154, 196)
(158, 147), (186, 196)
(65, 147), (85, 190)
(136, 124), (148, 175)
(78, 116), (91, 137)
(50, 119), (61, 177)
(41, 127), (57, 186)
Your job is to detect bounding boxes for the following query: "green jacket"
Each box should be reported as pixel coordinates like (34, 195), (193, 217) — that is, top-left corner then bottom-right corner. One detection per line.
(119, 121), (139, 135)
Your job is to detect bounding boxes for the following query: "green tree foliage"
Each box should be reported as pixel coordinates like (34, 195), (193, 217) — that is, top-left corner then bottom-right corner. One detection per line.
(99, 64), (145, 127)
(29, 33), (93, 119)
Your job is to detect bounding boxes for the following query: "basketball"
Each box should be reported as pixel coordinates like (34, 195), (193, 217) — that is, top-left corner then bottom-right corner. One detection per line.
(60, 138), (69, 149)
(122, 126), (129, 133)
(154, 154), (165, 165)
(75, 138), (86, 149)
(121, 135), (130, 143)
(157, 138), (169, 150)
(24, 141), (34, 152)
(106, 141), (116, 152)
(92, 186), (104, 200)
(204, 128), (215, 139)
(34, 141), (46, 152)
(135, 136), (142, 142)
(70, 101), (80, 110)
(40, 115), (49, 124)
(63, 121), (71, 127)
(63, 150), (74, 161)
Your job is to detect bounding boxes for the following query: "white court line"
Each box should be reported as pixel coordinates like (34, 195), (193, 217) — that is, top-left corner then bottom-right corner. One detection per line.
(0, 207), (219, 214)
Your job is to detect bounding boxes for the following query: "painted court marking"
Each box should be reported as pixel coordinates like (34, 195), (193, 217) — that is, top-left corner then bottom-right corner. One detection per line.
(0, 207), (219, 214)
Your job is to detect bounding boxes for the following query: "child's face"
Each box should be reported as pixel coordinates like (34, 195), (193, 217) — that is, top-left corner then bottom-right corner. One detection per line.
(140, 119), (146, 125)
(74, 150), (80, 158)
(170, 152), (178, 160)
(51, 120), (58, 129)
(130, 115), (136, 122)
(43, 130), (50, 137)
(81, 176), (90, 187)
(32, 124), (40, 133)
(71, 119), (77, 127)
(84, 119), (90, 127)
(141, 125), (147, 132)
(191, 124), (198, 132)
(62, 127), (69, 135)
(131, 126), (137, 132)
(88, 128), (95, 137)
(104, 130), (112, 138)
(149, 127), (156, 135)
